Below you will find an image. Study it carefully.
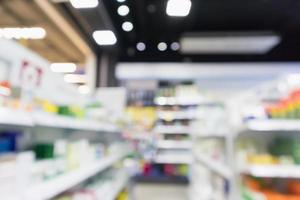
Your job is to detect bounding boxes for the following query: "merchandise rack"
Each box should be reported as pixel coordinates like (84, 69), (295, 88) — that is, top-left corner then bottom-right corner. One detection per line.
(0, 109), (120, 132)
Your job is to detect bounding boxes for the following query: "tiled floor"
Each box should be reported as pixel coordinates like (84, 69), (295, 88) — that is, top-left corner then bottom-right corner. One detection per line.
(133, 184), (188, 200)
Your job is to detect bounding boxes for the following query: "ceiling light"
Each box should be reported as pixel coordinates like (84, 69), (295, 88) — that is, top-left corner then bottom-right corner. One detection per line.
(93, 30), (117, 45)
(70, 0), (98, 8)
(158, 42), (167, 51)
(64, 74), (87, 84)
(136, 42), (146, 51)
(122, 22), (133, 32)
(0, 27), (46, 40)
(170, 42), (180, 51)
(50, 63), (77, 73)
(78, 85), (90, 94)
(180, 32), (281, 54)
(118, 5), (130, 16)
(166, 0), (192, 17)
(117, 0), (126, 2)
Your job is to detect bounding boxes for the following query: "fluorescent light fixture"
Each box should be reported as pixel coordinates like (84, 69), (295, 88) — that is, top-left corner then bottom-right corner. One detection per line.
(93, 30), (117, 45)
(70, 0), (98, 8)
(118, 5), (130, 16)
(78, 85), (90, 94)
(50, 63), (77, 73)
(158, 42), (167, 51)
(0, 27), (46, 40)
(117, 0), (126, 2)
(166, 0), (192, 17)
(122, 21), (133, 32)
(64, 74), (87, 83)
(136, 42), (146, 51)
(180, 32), (281, 54)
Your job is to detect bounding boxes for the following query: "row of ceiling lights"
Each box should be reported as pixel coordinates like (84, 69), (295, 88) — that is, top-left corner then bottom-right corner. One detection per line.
(70, 0), (192, 46)
(135, 42), (180, 52)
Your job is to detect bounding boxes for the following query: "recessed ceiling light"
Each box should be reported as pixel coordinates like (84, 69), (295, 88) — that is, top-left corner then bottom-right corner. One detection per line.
(0, 27), (46, 40)
(64, 74), (87, 84)
(50, 63), (77, 73)
(136, 42), (146, 51)
(158, 42), (167, 51)
(93, 30), (117, 45)
(122, 22), (133, 32)
(70, 0), (98, 8)
(117, 0), (126, 2)
(180, 32), (281, 54)
(118, 5), (130, 16)
(170, 42), (180, 51)
(166, 0), (192, 17)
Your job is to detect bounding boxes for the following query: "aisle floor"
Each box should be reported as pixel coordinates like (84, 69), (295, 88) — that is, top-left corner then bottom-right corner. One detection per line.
(133, 184), (188, 200)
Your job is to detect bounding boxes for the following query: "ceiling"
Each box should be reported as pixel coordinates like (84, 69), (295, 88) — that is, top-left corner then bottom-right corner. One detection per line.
(63, 0), (300, 62)
(0, 0), (90, 64)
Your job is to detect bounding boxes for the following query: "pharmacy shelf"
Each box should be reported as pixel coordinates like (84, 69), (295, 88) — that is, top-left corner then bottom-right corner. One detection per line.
(0, 108), (33, 127)
(154, 125), (191, 134)
(157, 140), (192, 149)
(243, 119), (300, 132)
(195, 154), (232, 179)
(0, 109), (119, 132)
(154, 154), (192, 164)
(22, 152), (128, 200)
(193, 132), (230, 138)
(105, 174), (129, 200)
(33, 112), (119, 132)
(240, 164), (300, 178)
(154, 96), (206, 106)
(157, 110), (196, 120)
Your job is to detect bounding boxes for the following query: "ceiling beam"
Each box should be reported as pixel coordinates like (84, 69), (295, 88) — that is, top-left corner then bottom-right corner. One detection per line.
(33, 0), (92, 57)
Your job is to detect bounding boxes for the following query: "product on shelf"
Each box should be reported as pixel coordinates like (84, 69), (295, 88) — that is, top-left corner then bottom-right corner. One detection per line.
(0, 141), (127, 198)
(265, 89), (300, 119)
(54, 169), (128, 200)
(243, 176), (300, 200)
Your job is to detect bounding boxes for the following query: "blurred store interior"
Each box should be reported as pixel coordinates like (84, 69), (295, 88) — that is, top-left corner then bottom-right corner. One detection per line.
(1, 0), (300, 200)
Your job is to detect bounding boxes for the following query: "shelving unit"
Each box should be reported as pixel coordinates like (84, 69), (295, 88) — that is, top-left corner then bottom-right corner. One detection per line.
(195, 154), (232, 179)
(0, 109), (119, 132)
(5, 151), (128, 200)
(104, 173), (129, 200)
(240, 164), (300, 178)
(0, 108), (34, 127)
(229, 75), (300, 199)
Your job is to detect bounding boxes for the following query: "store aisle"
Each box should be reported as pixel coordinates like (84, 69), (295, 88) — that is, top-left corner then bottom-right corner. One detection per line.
(133, 184), (188, 200)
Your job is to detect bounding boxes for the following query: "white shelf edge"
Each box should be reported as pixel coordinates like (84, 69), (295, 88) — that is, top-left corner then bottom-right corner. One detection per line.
(157, 140), (192, 149)
(105, 174), (129, 200)
(244, 119), (300, 132)
(22, 152), (128, 200)
(195, 154), (232, 179)
(0, 109), (120, 132)
(0, 108), (34, 127)
(154, 125), (191, 134)
(240, 164), (300, 178)
(154, 154), (192, 164)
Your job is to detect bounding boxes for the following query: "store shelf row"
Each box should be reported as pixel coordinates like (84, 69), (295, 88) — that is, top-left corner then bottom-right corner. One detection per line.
(240, 164), (300, 178)
(157, 140), (192, 149)
(154, 125), (191, 134)
(195, 154), (232, 179)
(6, 151), (128, 200)
(0, 108), (119, 132)
(243, 119), (300, 132)
(154, 154), (192, 164)
(103, 173), (129, 200)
